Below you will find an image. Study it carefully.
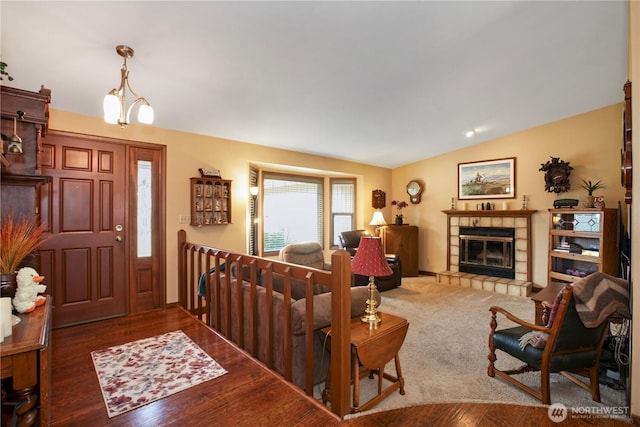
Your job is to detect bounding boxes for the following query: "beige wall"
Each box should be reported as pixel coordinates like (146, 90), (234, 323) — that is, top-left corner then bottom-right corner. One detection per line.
(392, 103), (625, 286)
(48, 110), (391, 304)
(49, 102), (627, 302)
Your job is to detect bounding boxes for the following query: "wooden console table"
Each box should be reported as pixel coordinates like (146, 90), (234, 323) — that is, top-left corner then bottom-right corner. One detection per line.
(321, 312), (409, 413)
(0, 296), (51, 426)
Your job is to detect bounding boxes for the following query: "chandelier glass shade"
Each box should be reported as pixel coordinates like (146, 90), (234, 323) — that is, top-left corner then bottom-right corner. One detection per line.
(103, 45), (153, 128)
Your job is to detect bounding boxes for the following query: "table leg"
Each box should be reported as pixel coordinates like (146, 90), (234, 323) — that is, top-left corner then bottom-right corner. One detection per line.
(321, 359), (331, 404)
(14, 386), (38, 427)
(352, 350), (360, 409)
(395, 355), (405, 395)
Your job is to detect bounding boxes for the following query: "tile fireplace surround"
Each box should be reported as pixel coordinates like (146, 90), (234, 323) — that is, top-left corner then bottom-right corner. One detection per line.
(438, 210), (537, 297)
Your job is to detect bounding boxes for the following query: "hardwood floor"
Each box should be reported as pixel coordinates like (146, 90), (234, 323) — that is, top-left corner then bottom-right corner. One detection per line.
(45, 307), (637, 427)
(48, 306), (338, 427)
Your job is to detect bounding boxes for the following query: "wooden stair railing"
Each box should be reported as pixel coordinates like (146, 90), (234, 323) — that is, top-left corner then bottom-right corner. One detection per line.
(177, 230), (352, 418)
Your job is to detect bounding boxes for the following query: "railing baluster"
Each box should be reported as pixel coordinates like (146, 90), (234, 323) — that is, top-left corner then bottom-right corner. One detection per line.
(176, 230), (352, 418)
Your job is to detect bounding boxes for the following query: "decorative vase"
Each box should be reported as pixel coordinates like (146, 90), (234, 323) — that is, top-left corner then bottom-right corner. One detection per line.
(395, 215), (403, 225)
(583, 195), (595, 208)
(0, 272), (18, 298)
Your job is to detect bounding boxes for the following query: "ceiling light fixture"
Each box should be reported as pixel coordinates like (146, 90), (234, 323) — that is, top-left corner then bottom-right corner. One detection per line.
(103, 45), (154, 128)
(465, 130), (475, 138)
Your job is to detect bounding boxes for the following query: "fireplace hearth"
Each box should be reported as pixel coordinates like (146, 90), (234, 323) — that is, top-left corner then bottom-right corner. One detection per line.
(439, 210), (537, 297)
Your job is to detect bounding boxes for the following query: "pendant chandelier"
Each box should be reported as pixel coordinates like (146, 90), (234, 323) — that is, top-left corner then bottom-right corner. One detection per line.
(103, 45), (153, 128)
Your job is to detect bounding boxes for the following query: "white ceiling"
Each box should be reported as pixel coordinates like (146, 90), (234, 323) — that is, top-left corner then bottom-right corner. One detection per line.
(0, 1), (628, 168)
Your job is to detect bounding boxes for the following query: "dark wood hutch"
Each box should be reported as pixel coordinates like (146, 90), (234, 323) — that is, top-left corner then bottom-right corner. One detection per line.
(1, 85), (53, 427)
(1, 86), (52, 267)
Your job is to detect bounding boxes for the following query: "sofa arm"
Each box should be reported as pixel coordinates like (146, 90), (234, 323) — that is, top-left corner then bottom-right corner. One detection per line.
(290, 286), (380, 335)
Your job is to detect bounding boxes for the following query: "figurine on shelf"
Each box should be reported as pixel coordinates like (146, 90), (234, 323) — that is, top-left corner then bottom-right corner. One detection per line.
(13, 267), (46, 314)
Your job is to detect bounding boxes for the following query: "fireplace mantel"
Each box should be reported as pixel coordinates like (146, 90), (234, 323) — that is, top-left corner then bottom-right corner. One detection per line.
(442, 209), (537, 217)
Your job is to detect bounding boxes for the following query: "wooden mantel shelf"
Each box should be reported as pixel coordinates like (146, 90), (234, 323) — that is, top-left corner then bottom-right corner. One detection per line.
(442, 209), (537, 217)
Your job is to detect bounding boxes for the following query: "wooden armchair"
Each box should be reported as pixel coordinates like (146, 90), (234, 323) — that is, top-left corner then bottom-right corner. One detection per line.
(487, 285), (608, 404)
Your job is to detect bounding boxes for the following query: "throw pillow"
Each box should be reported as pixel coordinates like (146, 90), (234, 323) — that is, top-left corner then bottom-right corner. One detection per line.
(545, 290), (563, 328)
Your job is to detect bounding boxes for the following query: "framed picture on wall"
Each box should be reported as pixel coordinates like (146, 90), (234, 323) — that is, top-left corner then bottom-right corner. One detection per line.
(458, 157), (516, 200)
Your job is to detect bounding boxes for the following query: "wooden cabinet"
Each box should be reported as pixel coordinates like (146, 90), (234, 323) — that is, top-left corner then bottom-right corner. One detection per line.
(380, 225), (419, 276)
(0, 296), (52, 426)
(1, 86), (50, 176)
(547, 208), (617, 285)
(190, 177), (232, 226)
(1, 86), (51, 233)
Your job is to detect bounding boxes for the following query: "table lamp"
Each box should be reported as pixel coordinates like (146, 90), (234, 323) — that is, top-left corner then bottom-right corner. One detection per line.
(351, 236), (393, 325)
(368, 210), (387, 235)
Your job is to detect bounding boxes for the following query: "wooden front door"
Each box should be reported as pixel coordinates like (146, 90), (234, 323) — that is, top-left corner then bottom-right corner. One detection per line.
(39, 131), (127, 327)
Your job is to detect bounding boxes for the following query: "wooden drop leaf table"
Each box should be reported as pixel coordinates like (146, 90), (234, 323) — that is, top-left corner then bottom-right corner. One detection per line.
(321, 311), (409, 413)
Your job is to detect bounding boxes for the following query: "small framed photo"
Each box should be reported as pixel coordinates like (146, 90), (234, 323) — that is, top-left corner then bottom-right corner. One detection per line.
(458, 157), (516, 200)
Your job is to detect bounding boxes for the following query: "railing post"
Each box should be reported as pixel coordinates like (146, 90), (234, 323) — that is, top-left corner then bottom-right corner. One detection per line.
(178, 229), (186, 308)
(329, 249), (352, 417)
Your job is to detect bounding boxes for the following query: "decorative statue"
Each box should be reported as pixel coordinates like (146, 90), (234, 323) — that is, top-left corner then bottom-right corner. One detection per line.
(12, 267), (47, 313)
(539, 156), (573, 193)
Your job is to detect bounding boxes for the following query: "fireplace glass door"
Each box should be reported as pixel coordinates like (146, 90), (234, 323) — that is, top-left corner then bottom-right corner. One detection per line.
(459, 227), (515, 279)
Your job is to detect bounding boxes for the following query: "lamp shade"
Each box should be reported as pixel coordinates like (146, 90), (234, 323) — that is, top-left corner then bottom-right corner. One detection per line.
(369, 210), (387, 226)
(103, 93), (119, 124)
(138, 103), (154, 124)
(351, 236), (393, 277)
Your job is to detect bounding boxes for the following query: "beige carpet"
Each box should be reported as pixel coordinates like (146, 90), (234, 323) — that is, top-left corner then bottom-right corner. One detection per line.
(329, 277), (627, 418)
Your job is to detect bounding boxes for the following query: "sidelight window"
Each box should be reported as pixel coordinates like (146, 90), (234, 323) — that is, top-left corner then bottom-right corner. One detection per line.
(137, 160), (152, 257)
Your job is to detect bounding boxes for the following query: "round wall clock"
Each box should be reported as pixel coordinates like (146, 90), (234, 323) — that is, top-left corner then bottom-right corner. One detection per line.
(406, 180), (423, 204)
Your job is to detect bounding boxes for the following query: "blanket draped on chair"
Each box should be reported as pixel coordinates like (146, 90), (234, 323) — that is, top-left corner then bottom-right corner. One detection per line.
(571, 272), (630, 328)
(198, 264), (225, 297)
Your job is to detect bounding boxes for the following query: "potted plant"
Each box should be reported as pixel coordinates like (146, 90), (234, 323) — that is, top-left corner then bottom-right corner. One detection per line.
(0, 216), (49, 298)
(580, 180), (605, 208)
(391, 200), (408, 225)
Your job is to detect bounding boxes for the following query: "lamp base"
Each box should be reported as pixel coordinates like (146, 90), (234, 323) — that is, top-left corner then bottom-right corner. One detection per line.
(360, 275), (381, 325)
(361, 311), (381, 325)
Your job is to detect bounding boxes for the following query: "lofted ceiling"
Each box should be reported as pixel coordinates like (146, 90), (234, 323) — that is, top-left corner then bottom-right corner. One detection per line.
(0, 1), (628, 168)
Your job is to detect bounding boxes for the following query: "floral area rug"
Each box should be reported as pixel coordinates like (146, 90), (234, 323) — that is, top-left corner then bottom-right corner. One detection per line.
(91, 330), (227, 417)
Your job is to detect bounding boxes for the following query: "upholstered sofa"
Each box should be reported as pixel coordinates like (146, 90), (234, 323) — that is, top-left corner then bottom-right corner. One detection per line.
(211, 263), (377, 391)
